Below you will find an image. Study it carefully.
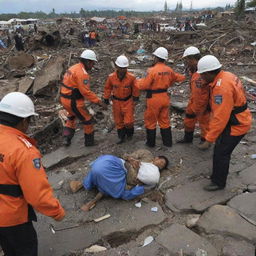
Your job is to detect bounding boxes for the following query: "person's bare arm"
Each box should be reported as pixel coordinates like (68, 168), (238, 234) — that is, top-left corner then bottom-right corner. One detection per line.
(81, 192), (103, 212)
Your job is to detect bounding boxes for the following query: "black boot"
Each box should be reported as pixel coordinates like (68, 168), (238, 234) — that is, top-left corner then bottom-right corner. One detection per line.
(63, 127), (75, 146)
(117, 128), (126, 144)
(126, 127), (134, 141)
(146, 129), (156, 147)
(177, 131), (194, 144)
(160, 127), (172, 147)
(84, 132), (95, 147)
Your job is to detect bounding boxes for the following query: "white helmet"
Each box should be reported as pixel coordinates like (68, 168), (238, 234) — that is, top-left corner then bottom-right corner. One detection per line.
(197, 55), (222, 74)
(182, 46), (200, 58)
(0, 92), (38, 118)
(153, 47), (168, 60)
(115, 55), (129, 68)
(80, 49), (97, 61)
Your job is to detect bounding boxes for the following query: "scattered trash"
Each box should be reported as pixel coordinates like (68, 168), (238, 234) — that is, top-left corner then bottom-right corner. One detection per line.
(151, 207), (158, 212)
(135, 202), (142, 208)
(85, 245), (107, 253)
(142, 236), (154, 247)
(94, 214), (111, 223)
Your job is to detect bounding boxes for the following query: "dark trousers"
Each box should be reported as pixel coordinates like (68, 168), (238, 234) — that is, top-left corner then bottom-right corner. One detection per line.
(0, 222), (38, 256)
(211, 130), (244, 188)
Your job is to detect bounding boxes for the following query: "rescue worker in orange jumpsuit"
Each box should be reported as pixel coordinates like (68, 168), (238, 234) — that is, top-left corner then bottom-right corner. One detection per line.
(103, 55), (139, 144)
(0, 92), (65, 256)
(137, 47), (185, 147)
(178, 46), (210, 144)
(197, 55), (252, 191)
(60, 49), (107, 147)
(89, 30), (97, 47)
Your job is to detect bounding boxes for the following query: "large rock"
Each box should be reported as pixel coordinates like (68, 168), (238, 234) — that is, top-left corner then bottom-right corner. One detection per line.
(197, 205), (256, 243)
(0, 79), (18, 98)
(228, 192), (256, 224)
(222, 238), (255, 256)
(239, 163), (256, 186)
(165, 179), (238, 212)
(8, 52), (35, 70)
(156, 223), (218, 255)
(33, 56), (64, 95)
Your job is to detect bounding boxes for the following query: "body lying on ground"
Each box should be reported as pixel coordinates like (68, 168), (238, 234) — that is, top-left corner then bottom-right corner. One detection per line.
(69, 149), (168, 211)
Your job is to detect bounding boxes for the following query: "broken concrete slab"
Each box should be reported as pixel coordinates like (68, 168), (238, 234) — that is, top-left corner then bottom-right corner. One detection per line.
(238, 163), (256, 186)
(0, 79), (18, 99)
(197, 205), (256, 243)
(36, 199), (166, 255)
(222, 238), (255, 256)
(156, 223), (218, 256)
(18, 76), (34, 93)
(42, 130), (85, 169)
(8, 52), (35, 70)
(165, 179), (239, 212)
(33, 56), (64, 95)
(228, 192), (256, 224)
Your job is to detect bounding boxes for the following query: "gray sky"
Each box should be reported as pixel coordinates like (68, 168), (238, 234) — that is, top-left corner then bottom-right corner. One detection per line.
(0, 0), (237, 13)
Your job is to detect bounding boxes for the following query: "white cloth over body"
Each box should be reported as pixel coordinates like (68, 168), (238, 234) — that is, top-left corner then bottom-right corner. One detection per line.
(137, 162), (160, 186)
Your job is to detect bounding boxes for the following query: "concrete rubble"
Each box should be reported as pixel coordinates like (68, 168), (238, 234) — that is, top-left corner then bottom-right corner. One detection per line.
(0, 9), (256, 256)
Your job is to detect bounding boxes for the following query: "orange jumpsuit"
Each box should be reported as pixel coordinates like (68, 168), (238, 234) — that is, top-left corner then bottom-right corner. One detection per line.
(137, 62), (185, 129)
(205, 71), (252, 188)
(103, 71), (139, 129)
(184, 72), (210, 139)
(0, 125), (65, 227)
(60, 63), (101, 135)
(206, 71), (252, 143)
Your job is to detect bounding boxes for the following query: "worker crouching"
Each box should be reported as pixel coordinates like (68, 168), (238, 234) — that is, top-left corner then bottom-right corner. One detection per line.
(103, 55), (139, 144)
(60, 49), (107, 147)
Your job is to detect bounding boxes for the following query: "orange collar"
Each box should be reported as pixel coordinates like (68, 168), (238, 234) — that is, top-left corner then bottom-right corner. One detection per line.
(0, 124), (37, 146)
(210, 70), (224, 88)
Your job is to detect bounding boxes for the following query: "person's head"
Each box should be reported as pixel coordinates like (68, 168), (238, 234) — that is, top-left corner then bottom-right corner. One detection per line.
(115, 55), (129, 80)
(182, 46), (201, 73)
(80, 49), (97, 71)
(153, 156), (169, 171)
(197, 55), (222, 84)
(0, 92), (38, 133)
(153, 47), (168, 64)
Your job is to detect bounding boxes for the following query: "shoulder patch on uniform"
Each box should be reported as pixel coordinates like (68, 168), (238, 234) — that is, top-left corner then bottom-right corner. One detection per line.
(33, 158), (42, 170)
(216, 79), (222, 87)
(214, 95), (222, 104)
(17, 136), (33, 148)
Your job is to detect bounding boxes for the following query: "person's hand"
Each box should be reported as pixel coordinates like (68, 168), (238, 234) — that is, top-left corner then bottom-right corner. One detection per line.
(98, 101), (108, 110)
(198, 141), (211, 150)
(130, 159), (140, 170)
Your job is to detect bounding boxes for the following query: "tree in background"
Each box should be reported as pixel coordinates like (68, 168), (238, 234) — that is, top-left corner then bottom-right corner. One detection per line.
(235, 0), (245, 18)
(247, 0), (256, 7)
(164, 1), (168, 12)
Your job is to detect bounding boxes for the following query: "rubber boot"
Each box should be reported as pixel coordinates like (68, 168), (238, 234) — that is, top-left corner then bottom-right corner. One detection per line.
(126, 127), (134, 141)
(146, 129), (156, 147)
(117, 128), (126, 144)
(63, 127), (75, 147)
(84, 132), (95, 147)
(160, 127), (172, 147)
(177, 131), (194, 144)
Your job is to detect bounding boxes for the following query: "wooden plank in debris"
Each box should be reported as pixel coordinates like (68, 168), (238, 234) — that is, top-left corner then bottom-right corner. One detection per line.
(18, 77), (34, 94)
